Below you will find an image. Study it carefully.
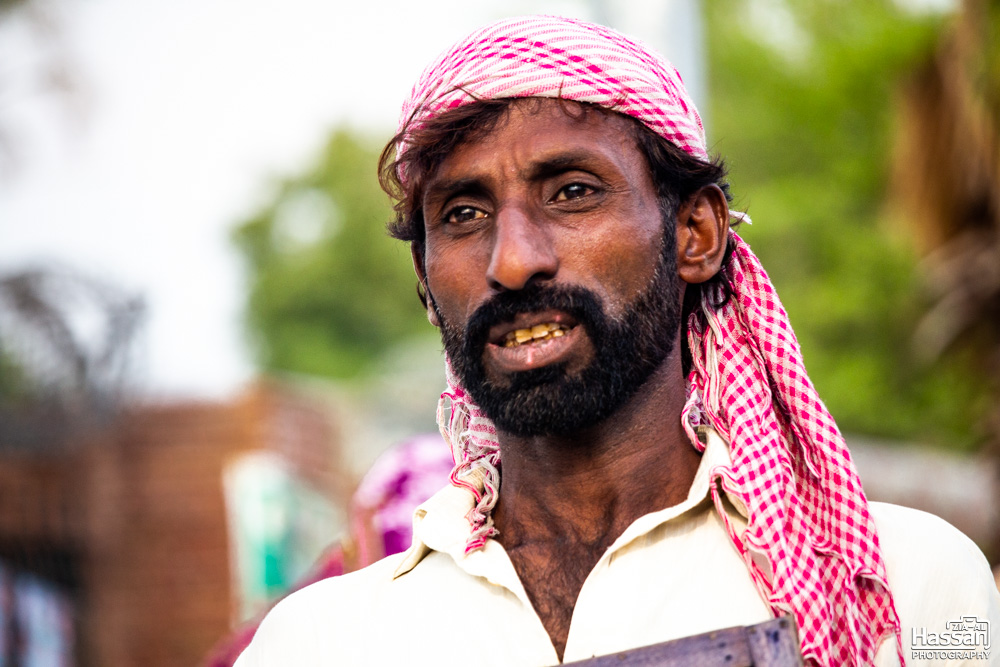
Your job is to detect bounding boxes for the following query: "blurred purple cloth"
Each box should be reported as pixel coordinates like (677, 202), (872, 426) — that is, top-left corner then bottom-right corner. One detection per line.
(205, 434), (453, 667)
(351, 433), (455, 560)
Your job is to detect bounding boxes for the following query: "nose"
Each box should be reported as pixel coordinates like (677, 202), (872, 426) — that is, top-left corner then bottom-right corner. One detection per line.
(485, 206), (558, 292)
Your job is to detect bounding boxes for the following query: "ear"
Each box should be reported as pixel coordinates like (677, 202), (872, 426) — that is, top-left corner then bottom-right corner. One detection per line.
(411, 244), (441, 327)
(675, 185), (730, 285)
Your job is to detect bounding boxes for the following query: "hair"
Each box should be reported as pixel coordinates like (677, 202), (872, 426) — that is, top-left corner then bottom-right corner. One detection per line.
(377, 98), (739, 371)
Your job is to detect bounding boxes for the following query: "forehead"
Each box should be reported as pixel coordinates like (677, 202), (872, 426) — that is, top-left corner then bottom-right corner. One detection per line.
(424, 99), (648, 188)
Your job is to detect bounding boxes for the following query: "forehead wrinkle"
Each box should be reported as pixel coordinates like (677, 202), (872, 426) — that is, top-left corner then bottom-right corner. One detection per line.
(423, 175), (490, 211)
(509, 110), (649, 182)
(519, 151), (623, 182)
(423, 100), (650, 211)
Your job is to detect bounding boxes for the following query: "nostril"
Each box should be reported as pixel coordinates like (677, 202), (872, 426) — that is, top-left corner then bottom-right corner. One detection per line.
(486, 250), (558, 292)
(485, 217), (558, 292)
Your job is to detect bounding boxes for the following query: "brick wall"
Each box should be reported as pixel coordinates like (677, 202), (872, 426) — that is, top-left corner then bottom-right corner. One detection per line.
(0, 380), (349, 667)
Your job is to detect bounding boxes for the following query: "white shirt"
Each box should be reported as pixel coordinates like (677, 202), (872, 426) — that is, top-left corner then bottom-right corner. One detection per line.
(236, 431), (1000, 666)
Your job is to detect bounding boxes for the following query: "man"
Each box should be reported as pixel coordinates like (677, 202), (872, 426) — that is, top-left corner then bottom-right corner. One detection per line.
(236, 16), (999, 666)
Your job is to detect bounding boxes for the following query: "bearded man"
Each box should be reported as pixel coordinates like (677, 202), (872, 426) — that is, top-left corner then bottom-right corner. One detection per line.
(235, 16), (999, 667)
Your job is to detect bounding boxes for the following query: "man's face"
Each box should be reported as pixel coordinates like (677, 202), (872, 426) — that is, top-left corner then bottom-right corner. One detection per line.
(419, 100), (683, 437)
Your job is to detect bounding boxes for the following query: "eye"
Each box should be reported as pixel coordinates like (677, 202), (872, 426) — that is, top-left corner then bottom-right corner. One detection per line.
(444, 206), (488, 224)
(552, 183), (594, 202)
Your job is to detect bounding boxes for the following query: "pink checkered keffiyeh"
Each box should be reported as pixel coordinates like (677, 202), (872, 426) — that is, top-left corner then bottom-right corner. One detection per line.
(401, 15), (903, 667)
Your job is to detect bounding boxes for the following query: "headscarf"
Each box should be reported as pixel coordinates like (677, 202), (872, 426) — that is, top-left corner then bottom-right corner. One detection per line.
(397, 15), (903, 667)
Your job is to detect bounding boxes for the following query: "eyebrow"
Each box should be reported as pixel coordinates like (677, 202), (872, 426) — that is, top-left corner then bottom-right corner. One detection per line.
(423, 148), (616, 211)
(522, 151), (608, 181)
(423, 177), (489, 210)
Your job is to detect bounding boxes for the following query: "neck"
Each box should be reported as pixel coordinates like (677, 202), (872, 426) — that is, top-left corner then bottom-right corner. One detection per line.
(492, 348), (701, 551)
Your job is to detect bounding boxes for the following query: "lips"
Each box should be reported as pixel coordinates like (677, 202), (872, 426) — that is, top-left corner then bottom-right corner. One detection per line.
(487, 311), (579, 346)
(484, 311), (585, 374)
(502, 322), (570, 347)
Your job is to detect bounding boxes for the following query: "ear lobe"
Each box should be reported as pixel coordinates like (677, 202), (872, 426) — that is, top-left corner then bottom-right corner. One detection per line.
(426, 297), (441, 328)
(676, 185), (730, 285)
(411, 244), (441, 328)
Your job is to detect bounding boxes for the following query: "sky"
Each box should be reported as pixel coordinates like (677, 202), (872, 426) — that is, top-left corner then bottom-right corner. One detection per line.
(0, 0), (704, 398)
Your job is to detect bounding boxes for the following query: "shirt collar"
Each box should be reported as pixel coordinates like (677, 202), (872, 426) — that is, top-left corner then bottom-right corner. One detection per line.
(393, 428), (740, 579)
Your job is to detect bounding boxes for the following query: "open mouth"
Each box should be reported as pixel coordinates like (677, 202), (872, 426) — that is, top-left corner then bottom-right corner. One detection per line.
(483, 312), (586, 375)
(502, 323), (571, 348)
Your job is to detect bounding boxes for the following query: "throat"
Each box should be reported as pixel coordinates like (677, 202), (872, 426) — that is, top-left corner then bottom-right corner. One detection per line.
(501, 533), (610, 662)
(494, 483), (660, 662)
(487, 353), (703, 660)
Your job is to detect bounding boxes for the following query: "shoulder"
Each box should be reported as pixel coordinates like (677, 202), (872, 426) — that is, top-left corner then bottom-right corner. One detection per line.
(234, 554), (405, 666)
(870, 501), (993, 594)
(869, 502), (1000, 664)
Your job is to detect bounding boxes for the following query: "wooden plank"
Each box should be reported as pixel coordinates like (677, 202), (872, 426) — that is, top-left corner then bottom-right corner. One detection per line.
(562, 616), (802, 667)
(746, 616), (803, 666)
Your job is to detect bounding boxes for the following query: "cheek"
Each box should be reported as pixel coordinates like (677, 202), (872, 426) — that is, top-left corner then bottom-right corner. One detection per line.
(424, 243), (486, 324)
(565, 216), (665, 304)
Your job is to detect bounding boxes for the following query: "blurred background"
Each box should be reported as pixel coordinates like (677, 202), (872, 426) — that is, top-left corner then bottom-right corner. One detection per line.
(0, 0), (997, 664)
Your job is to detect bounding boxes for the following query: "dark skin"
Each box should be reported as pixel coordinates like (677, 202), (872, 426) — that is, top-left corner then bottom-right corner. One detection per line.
(413, 100), (730, 662)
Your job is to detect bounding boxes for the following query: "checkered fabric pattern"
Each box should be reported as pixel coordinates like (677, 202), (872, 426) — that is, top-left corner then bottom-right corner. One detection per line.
(682, 234), (903, 666)
(402, 15), (904, 666)
(398, 15), (707, 165)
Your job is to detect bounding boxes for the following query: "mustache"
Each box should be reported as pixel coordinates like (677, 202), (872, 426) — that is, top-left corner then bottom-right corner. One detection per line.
(462, 284), (608, 353)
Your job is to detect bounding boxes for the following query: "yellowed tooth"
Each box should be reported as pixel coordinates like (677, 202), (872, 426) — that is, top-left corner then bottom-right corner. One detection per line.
(552, 329), (565, 337)
(515, 330), (532, 344)
(531, 324), (549, 339)
(547, 323), (559, 332)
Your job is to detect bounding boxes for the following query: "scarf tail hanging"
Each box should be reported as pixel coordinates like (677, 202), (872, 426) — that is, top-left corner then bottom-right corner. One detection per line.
(684, 233), (904, 665)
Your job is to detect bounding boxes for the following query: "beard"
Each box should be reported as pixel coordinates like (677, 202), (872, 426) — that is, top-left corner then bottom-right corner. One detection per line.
(435, 231), (683, 438)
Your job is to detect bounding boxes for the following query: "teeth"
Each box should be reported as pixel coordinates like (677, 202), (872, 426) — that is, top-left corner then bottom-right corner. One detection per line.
(503, 323), (570, 347)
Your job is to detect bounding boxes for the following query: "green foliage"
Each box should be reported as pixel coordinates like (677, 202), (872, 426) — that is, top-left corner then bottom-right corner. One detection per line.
(235, 1), (986, 448)
(0, 349), (32, 403)
(708, 0), (986, 448)
(233, 130), (429, 379)
(0, 0), (29, 15)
